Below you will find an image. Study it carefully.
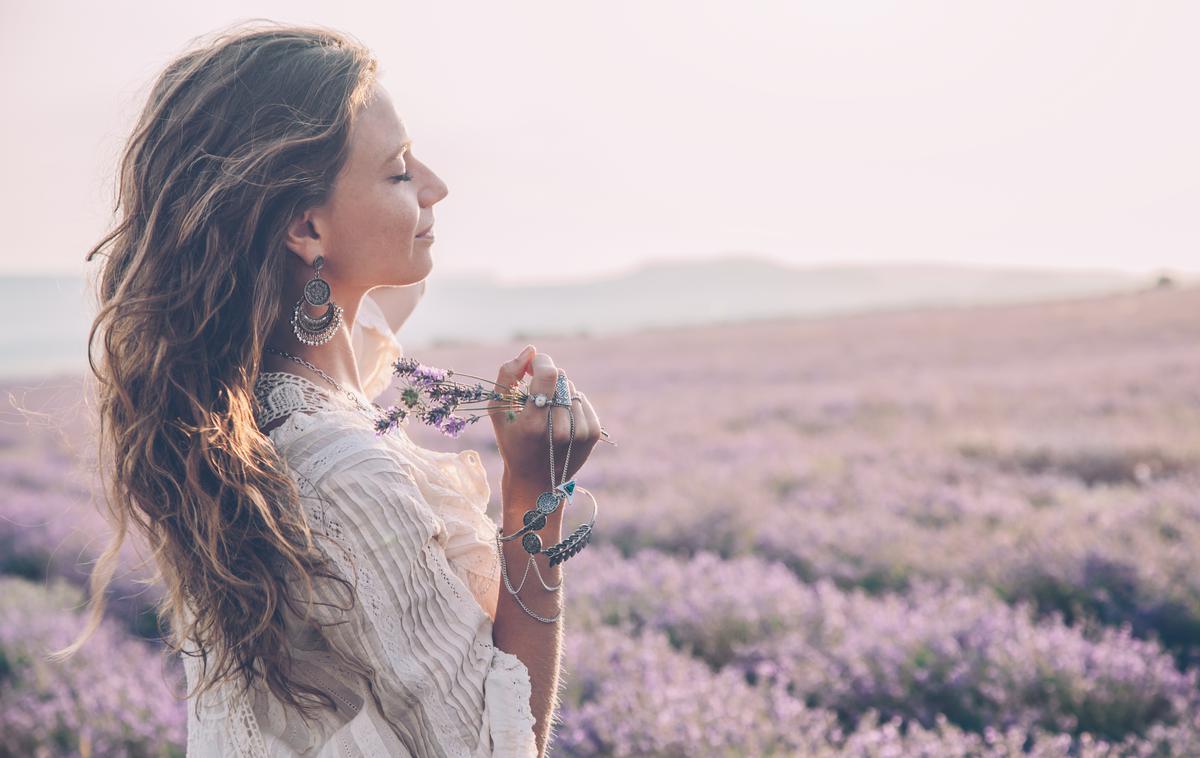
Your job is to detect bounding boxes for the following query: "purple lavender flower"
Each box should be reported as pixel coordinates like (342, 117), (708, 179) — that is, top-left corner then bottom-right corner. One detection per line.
(423, 404), (449, 427)
(440, 416), (468, 438)
(0, 576), (186, 756)
(411, 364), (448, 388)
(392, 356), (420, 375)
(380, 356), (527, 438)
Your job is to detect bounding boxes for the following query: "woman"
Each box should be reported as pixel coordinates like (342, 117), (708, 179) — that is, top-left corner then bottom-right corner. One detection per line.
(62, 21), (602, 757)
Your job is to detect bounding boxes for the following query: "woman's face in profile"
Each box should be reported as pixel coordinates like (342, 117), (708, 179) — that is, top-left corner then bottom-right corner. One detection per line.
(303, 80), (448, 289)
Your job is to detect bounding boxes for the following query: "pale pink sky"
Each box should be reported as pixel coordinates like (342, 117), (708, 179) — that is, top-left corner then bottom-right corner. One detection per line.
(3, 1), (1197, 283)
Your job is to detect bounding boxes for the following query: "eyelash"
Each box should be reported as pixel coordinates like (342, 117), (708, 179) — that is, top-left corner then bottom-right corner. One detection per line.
(391, 172), (413, 182)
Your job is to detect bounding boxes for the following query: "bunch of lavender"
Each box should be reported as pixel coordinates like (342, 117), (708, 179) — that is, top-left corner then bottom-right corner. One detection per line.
(374, 356), (531, 439)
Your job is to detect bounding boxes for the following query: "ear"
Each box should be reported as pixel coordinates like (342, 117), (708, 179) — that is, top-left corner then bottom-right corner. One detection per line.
(283, 207), (326, 267)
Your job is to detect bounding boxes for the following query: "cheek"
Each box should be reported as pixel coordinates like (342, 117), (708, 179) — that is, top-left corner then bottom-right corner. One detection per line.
(381, 186), (421, 234)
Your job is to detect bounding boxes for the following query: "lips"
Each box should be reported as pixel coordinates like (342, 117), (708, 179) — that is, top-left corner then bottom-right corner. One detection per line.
(415, 224), (434, 237)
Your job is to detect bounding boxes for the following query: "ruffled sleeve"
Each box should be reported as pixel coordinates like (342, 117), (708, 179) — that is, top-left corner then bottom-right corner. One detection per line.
(353, 282), (426, 402)
(276, 418), (538, 756)
(394, 440), (504, 621)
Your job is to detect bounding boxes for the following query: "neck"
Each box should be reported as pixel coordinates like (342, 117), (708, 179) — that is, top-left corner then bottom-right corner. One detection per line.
(262, 271), (369, 397)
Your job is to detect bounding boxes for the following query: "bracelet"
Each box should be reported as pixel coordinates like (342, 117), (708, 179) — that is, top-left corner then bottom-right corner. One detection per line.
(536, 485), (596, 567)
(497, 534), (562, 623)
(499, 535), (561, 594)
(496, 370), (599, 623)
(494, 484), (598, 626)
(496, 484), (598, 594)
(496, 479), (575, 543)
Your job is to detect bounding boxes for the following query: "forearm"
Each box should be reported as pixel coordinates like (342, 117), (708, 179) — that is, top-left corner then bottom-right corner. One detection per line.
(491, 472), (565, 758)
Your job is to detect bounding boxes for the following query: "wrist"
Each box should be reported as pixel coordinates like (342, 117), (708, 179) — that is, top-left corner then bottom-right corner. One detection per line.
(501, 469), (543, 499)
(501, 475), (565, 525)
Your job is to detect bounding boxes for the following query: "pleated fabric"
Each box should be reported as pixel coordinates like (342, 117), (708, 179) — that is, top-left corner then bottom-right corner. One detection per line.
(181, 287), (538, 757)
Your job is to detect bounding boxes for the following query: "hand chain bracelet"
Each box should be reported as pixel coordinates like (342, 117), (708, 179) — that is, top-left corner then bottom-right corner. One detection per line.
(267, 348), (599, 624)
(498, 486), (597, 593)
(496, 370), (598, 623)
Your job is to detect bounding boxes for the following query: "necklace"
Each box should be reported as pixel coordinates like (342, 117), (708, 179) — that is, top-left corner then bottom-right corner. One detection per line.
(263, 346), (382, 419)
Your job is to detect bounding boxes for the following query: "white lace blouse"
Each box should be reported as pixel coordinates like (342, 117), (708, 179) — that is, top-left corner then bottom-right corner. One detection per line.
(180, 285), (539, 756)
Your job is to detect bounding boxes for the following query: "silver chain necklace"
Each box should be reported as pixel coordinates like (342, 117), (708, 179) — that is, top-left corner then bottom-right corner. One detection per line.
(263, 346), (381, 417)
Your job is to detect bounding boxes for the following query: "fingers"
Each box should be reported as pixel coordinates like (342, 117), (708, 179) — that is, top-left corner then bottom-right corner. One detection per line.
(546, 369), (575, 443)
(528, 358), (577, 446)
(558, 378), (589, 443)
(564, 379), (600, 444)
(525, 352), (559, 406)
(491, 345), (536, 419)
(495, 345), (535, 388)
(518, 355), (600, 451)
(576, 387), (601, 442)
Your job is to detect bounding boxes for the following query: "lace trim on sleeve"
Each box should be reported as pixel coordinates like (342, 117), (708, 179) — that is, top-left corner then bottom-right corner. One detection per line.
(181, 639), (269, 758)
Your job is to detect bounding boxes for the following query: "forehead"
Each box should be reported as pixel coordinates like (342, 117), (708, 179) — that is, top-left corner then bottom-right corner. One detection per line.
(350, 85), (410, 164)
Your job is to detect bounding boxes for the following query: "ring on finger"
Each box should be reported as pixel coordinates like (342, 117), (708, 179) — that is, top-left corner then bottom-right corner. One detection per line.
(552, 370), (571, 406)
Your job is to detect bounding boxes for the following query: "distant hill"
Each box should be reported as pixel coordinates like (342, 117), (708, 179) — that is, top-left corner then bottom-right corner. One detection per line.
(400, 256), (1187, 346)
(1, 257), (1192, 379)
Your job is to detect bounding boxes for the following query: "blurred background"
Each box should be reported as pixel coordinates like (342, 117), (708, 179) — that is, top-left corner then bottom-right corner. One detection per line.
(2, 2), (1199, 755)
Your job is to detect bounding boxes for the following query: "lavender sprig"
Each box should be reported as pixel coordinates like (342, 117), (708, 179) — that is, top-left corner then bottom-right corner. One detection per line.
(375, 356), (530, 439)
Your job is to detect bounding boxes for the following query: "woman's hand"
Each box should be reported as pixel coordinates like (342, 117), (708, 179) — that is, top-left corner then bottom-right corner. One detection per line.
(488, 345), (601, 490)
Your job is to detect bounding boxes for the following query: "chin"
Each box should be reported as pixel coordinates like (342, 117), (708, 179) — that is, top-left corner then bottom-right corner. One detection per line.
(392, 259), (432, 287)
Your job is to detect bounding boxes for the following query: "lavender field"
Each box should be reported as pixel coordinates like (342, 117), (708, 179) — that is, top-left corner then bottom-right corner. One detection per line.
(3, 284), (1198, 756)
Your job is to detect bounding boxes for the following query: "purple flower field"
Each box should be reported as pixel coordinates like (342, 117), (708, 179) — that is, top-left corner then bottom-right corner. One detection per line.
(2, 284), (1198, 755)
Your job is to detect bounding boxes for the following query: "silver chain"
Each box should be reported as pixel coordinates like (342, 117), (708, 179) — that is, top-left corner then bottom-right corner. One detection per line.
(265, 346), (574, 623)
(548, 387), (575, 488)
(496, 530), (562, 623)
(493, 372), (577, 622)
(263, 346), (381, 418)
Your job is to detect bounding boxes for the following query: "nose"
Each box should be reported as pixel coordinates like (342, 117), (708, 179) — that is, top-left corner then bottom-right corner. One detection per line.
(413, 156), (448, 205)
(422, 169), (449, 205)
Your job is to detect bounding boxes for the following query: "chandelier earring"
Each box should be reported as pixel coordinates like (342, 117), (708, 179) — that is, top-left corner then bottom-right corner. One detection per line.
(292, 255), (343, 346)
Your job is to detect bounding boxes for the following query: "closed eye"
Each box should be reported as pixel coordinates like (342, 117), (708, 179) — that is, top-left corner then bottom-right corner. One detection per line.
(391, 172), (413, 182)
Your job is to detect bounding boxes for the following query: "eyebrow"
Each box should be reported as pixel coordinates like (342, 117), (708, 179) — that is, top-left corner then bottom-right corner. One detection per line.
(382, 140), (413, 167)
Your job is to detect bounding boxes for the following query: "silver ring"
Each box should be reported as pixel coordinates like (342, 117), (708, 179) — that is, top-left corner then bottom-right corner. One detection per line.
(552, 370), (570, 406)
(532, 393), (549, 408)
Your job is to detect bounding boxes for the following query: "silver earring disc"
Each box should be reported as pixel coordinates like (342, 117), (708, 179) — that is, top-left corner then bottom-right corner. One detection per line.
(297, 301), (336, 329)
(304, 277), (331, 306)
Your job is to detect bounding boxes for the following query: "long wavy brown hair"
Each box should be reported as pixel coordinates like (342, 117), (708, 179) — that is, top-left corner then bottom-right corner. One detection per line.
(52, 19), (394, 727)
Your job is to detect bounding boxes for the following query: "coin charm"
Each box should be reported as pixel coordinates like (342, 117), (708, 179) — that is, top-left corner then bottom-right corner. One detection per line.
(522, 509), (547, 531)
(522, 532), (542, 554)
(303, 276), (331, 306)
(536, 490), (562, 515)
